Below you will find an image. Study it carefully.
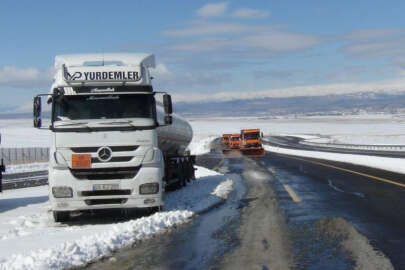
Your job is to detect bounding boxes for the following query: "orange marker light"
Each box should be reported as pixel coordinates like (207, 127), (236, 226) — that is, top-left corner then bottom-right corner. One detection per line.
(72, 154), (91, 169)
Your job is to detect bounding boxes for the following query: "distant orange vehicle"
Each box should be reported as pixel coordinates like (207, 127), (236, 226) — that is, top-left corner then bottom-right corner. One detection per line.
(240, 129), (265, 157)
(222, 134), (232, 146)
(229, 134), (240, 149)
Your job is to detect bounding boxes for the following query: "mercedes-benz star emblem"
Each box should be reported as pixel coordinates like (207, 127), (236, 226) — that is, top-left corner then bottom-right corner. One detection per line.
(97, 147), (112, 162)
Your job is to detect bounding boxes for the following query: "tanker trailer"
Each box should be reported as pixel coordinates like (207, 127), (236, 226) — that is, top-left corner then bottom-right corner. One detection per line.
(32, 53), (194, 222)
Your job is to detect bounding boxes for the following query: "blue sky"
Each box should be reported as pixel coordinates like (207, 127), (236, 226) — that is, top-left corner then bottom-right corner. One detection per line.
(1, 1), (405, 111)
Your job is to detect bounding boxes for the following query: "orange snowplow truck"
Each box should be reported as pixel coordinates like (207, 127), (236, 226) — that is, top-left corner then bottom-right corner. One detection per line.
(240, 129), (265, 157)
(229, 134), (241, 149)
(222, 134), (232, 147)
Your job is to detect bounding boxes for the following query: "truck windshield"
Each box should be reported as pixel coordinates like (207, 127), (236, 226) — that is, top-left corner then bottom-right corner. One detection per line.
(53, 94), (154, 121)
(243, 133), (260, 140)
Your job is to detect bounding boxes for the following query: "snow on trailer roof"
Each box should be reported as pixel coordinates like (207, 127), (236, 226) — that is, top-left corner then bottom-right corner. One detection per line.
(55, 53), (156, 68)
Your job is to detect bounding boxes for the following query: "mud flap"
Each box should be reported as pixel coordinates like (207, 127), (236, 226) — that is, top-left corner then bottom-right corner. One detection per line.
(240, 148), (265, 158)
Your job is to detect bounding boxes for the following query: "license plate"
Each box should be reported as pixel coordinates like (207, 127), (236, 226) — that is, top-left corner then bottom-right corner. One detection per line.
(93, 184), (119, 191)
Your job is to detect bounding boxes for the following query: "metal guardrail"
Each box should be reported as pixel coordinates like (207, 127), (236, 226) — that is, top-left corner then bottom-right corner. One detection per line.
(300, 140), (405, 152)
(2, 170), (48, 190)
(0, 147), (50, 165)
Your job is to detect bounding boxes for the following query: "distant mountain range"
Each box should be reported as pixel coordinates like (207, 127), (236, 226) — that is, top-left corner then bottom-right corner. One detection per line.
(2, 91), (405, 119)
(174, 91), (405, 117)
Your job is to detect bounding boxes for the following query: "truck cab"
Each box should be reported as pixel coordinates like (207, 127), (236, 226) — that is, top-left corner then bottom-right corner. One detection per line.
(33, 53), (174, 222)
(222, 134), (232, 147)
(229, 134), (240, 149)
(240, 129), (265, 157)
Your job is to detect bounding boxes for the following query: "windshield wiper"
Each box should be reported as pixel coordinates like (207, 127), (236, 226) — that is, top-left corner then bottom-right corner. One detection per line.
(96, 120), (136, 127)
(53, 122), (93, 132)
(55, 122), (89, 127)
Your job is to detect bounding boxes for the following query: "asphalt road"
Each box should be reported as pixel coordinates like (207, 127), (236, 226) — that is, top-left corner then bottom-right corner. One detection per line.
(80, 138), (405, 270)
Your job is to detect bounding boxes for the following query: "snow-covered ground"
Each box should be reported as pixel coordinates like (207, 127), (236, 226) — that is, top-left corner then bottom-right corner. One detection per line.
(1, 115), (405, 268)
(0, 119), (51, 148)
(0, 166), (237, 270)
(3, 116), (405, 148)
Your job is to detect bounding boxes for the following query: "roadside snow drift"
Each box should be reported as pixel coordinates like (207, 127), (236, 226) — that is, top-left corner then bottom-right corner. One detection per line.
(264, 145), (405, 175)
(0, 166), (234, 270)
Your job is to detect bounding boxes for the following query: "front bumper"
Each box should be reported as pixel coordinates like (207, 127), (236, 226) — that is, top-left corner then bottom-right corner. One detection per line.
(49, 166), (163, 211)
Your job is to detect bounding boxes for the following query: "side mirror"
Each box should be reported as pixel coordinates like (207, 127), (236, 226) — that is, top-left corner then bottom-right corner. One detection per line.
(163, 94), (173, 114)
(0, 159), (4, 172)
(33, 96), (42, 128)
(164, 115), (172, 125)
(261, 132), (263, 138)
(33, 118), (42, 128)
(33, 96), (41, 117)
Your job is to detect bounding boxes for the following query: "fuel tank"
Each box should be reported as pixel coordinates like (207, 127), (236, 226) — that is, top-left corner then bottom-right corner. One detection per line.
(156, 106), (193, 156)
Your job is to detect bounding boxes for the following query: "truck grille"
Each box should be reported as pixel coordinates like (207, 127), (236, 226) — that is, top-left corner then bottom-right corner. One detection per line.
(91, 157), (133, 163)
(71, 146), (138, 153)
(70, 166), (141, 180)
(85, 199), (128, 205)
(80, 190), (132, 196)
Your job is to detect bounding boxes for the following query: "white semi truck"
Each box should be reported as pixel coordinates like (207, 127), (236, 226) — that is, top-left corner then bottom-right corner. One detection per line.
(0, 134), (4, 192)
(33, 53), (194, 222)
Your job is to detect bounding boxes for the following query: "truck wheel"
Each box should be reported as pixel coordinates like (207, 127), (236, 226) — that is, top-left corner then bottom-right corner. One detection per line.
(53, 211), (70, 223)
(148, 206), (160, 215)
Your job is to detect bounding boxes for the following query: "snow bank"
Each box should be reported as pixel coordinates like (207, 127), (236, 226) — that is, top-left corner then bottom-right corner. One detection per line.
(264, 145), (405, 174)
(0, 166), (234, 270)
(1, 211), (193, 270)
(165, 166), (233, 214)
(188, 135), (218, 155)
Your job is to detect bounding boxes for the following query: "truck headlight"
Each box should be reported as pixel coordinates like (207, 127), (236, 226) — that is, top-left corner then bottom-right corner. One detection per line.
(53, 151), (68, 169)
(139, 183), (159, 194)
(142, 148), (155, 162)
(52, 186), (73, 198)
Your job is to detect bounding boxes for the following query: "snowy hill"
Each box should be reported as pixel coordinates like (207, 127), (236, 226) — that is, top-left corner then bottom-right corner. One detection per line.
(174, 91), (405, 117)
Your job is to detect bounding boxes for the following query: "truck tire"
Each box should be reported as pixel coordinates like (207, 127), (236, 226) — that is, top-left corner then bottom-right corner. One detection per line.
(53, 211), (70, 223)
(148, 206), (160, 215)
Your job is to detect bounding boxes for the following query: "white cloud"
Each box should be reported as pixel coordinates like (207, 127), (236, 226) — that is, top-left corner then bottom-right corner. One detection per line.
(342, 28), (404, 42)
(196, 2), (228, 17)
(162, 20), (322, 56)
(231, 8), (269, 19)
(339, 28), (405, 59)
(168, 30), (322, 55)
(0, 66), (54, 87)
(150, 63), (229, 90)
(172, 78), (405, 103)
(163, 21), (253, 37)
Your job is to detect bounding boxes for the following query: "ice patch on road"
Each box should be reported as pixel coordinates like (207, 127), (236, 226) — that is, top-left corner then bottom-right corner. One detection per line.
(0, 166), (235, 270)
(327, 180), (365, 199)
(212, 179), (234, 199)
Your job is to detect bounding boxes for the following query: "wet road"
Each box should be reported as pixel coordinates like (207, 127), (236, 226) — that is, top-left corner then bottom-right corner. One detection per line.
(80, 146), (405, 270)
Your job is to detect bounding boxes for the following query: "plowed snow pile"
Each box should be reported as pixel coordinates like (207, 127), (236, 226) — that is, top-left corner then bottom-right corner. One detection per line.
(0, 166), (234, 270)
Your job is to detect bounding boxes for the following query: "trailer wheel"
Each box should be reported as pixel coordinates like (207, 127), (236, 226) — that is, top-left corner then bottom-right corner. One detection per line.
(53, 211), (70, 223)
